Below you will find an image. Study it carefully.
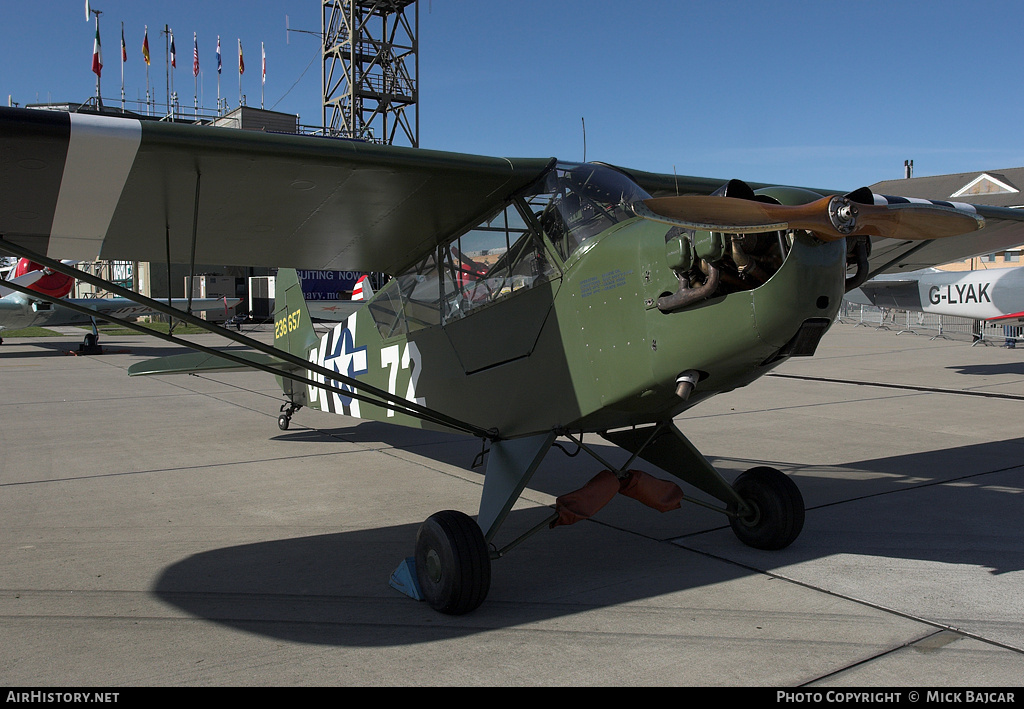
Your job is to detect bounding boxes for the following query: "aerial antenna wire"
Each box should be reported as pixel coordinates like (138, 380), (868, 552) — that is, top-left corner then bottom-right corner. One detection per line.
(278, 15), (322, 113)
(581, 116), (586, 162)
(272, 50), (317, 111)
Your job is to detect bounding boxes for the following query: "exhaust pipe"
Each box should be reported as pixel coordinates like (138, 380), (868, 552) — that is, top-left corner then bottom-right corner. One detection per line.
(674, 370), (700, 400)
(657, 261), (721, 313)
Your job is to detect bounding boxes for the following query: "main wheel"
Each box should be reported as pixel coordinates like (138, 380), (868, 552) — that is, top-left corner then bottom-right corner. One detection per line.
(415, 510), (491, 615)
(729, 467), (805, 550)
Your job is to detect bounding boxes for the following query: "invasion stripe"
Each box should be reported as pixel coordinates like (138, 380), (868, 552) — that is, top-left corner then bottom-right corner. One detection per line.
(876, 194), (979, 214)
(47, 113), (142, 261)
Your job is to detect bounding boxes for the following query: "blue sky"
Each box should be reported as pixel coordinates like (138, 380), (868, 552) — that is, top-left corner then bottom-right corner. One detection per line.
(3, 1), (1024, 191)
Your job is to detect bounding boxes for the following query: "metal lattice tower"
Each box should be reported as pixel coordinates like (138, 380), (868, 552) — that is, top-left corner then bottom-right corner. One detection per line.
(322, 0), (419, 146)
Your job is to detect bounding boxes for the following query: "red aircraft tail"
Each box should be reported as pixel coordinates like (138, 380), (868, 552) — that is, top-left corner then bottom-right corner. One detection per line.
(351, 274), (373, 301)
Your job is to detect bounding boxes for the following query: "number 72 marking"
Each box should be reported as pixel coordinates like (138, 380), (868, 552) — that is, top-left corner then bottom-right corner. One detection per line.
(380, 342), (424, 417)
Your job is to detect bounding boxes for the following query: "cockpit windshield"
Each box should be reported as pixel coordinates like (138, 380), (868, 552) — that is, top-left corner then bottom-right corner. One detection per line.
(525, 162), (651, 261)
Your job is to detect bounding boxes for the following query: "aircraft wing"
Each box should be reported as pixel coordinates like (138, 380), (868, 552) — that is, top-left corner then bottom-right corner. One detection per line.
(987, 311), (1024, 322)
(0, 107), (553, 274)
(983, 309), (1024, 321)
(627, 170), (1024, 275)
(0, 294), (239, 331)
(861, 203), (1024, 277)
(127, 350), (283, 376)
(844, 276), (921, 308)
(53, 296), (240, 323)
(4, 106), (1024, 277)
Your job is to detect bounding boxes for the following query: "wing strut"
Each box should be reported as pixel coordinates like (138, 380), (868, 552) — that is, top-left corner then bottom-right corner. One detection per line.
(0, 238), (497, 439)
(186, 170), (201, 318)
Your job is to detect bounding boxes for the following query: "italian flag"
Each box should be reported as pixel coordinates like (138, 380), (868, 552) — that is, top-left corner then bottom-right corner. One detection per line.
(91, 24), (103, 77)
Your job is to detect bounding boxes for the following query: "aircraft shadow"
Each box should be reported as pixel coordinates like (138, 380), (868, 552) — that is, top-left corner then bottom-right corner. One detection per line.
(151, 429), (1024, 647)
(0, 340), (104, 357)
(0, 340), (259, 360)
(151, 509), (756, 648)
(947, 362), (1024, 376)
(787, 438), (1024, 577)
(277, 420), (472, 446)
(273, 420), (481, 470)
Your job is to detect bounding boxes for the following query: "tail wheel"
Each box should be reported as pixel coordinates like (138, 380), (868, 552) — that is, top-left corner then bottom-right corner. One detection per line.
(415, 510), (491, 615)
(729, 467), (805, 550)
(278, 403), (298, 431)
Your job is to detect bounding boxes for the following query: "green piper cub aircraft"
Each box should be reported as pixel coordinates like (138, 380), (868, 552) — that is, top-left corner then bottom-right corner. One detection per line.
(3, 108), (1024, 614)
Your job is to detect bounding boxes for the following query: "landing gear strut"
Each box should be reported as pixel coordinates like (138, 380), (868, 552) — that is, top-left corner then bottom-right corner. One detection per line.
(78, 320), (102, 355)
(391, 426), (806, 615)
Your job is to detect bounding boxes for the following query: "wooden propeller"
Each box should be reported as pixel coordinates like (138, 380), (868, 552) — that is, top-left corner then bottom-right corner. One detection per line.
(635, 192), (984, 241)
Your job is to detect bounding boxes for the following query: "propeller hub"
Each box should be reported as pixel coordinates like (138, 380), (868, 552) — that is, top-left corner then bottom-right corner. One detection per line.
(828, 197), (859, 235)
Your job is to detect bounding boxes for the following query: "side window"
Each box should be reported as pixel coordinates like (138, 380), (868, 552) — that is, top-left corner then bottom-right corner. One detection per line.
(440, 202), (556, 323)
(367, 252), (442, 338)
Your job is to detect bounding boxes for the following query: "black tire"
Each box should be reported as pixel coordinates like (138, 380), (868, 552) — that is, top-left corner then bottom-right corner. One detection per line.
(415, 510), (491, 615)
(277, 414), (290, 430)
(729, 467), (805, 550)
(83, 333), (97, 348)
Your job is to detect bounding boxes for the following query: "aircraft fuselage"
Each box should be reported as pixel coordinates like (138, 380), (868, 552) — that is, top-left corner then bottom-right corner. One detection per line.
(295, 213), (846, 438)
(848, 267), (1024, 321)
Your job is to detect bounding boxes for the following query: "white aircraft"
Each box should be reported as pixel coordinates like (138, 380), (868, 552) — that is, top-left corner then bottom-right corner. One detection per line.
(846, 266), (1024, 322)
(0, 258), (240, 349)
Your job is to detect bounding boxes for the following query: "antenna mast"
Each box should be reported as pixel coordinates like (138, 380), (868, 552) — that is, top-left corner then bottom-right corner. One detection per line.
(321, 0), (419, 146)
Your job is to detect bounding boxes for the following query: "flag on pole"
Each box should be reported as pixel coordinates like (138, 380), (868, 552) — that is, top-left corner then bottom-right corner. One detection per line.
(216, 36), (222, 75)
(170, 31), (176, 68)
(238, 39), (244, 75)
(193, 33), (199, 77)
(92, 22), (103, 77)
(142, 26), (150, 65)
(121, 26), (127, 63)
(261, 42), (266, 85)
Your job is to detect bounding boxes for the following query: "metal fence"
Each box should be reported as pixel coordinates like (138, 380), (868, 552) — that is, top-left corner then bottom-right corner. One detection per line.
(838, 301), (1023, 347)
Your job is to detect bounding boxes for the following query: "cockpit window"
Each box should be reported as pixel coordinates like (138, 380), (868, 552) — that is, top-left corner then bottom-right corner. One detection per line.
(440, 201), (554, 323)
(366, 251), (443, 338)
(366, 162), (649, 337)
(525, 162), (650, 261)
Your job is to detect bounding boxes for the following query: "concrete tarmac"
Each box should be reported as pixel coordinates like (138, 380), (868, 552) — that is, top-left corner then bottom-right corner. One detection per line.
(0, 321), (1022, 687)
